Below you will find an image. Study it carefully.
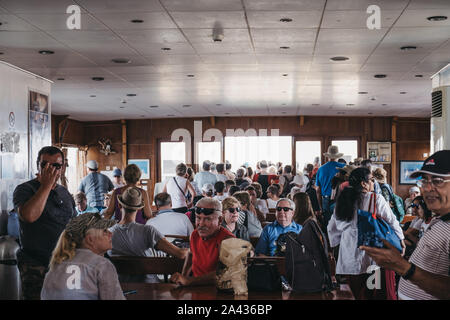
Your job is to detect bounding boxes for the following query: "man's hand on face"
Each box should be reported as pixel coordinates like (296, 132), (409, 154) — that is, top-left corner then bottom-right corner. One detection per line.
(36, 162), (61, 190)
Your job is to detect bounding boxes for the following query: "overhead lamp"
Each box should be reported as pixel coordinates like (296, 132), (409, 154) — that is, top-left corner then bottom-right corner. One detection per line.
(280, 18), (293, 23)
(149, 105), (159, 108)
(280, 46), (290, 50)
(427, 16), (447, 21)
(358, 91), (368, 94)
(161, 47), (171, 51)
(126, 93), (137, 97)
(330, 56), (349, 61)
(92, 77), (104, 81)
(111, 58), (131, 64)
(39, 50), (54, 55)
(374, 74), (386, 78)
(131, 19), (144, 23)
(400, 46), (417, 51)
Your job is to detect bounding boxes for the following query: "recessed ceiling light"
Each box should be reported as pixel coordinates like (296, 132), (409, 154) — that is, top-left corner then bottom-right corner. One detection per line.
(90, 95), (96, 98)
(312, 104), (320, 106)
(281, 112), (287, 114)
(400, 46), (417, 51)
(161, 47), (171, 51)
(140, 115), (145, 117)
(111, 58), (131, 64)
(216, 104), (222, 106)
(337, 112), (345, 115)
(374, 74), (387, 78)
(149, 105), (158, 108)
(280, 18), (292, 23)
(57, 77), (65, 80)
(126, 93), (137, 97)
(415, 74), (423, 78)
(368, 112), (373, 115)
(224, 112), (230, 115)
(400, 91), (407, 94)
(120, 106), (125, 109)
(0, 52), (4, 55)
(92, 77), (104, 81)
(39, 50), (54, 55)
(427, 16), (447, 21)
(280, 46), (290, 50)
(131, 19), (144, 23)
(182, 104), (191, 108)
(186, 74), (195, 77)
(382, 103), (387, 106)
(358, 91), (368, 94)
(167, 114), (175, 117)
(282, 74), (288, 77)
(371, 97), (376, 101)
(346, 104), (355, 106)
(330, 56), (349, 61)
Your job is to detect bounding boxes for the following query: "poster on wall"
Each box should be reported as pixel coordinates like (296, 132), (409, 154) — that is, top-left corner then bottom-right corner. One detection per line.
(128, 159), (150, 180)
(399, 161), (423, 185)
(28, 90), (51, 179)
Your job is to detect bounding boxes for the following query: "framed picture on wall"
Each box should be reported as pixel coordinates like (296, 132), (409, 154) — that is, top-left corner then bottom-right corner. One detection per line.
(128, 159), (150, 179)
(399, 160), (423, 185)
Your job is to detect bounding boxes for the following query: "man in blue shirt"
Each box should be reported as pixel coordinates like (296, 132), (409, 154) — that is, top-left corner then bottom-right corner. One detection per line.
(78, 160), (114, 212)
(255, 198), (302, 256)
(315, 146), (346, 229)
(194, 160), (218, 190)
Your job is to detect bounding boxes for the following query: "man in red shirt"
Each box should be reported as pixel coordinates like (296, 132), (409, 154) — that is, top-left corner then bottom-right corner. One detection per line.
(170, 198), (234, 286)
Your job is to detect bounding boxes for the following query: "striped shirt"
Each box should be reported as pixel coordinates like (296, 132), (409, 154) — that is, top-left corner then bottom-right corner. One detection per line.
(398, 213), (450, 300)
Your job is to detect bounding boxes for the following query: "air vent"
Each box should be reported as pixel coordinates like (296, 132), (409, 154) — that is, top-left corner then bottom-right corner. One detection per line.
(431, 90), (442, 118)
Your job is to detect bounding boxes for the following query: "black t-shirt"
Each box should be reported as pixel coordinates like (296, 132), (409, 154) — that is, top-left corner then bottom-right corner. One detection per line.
(13, 179), (76, 266)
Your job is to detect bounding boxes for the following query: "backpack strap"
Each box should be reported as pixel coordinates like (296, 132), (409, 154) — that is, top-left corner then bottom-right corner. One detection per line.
(173, 177), (187, 196)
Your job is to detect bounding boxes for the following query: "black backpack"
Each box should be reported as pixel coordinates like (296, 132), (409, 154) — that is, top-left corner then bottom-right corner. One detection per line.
(280, 175), (294, 198)
(305, 175), (320, 212)
(285, 219), (333, 293)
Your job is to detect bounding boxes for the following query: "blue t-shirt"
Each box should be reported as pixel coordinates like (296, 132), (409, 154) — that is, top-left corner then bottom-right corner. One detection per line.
(193, 171), (217, 190)
(78, 172), (114, 208)
(255, 221), (302, 256)
(315, 161), (345, 196)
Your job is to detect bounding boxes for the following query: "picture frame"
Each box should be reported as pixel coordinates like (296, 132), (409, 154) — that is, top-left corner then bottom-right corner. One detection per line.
(399, 160), (423, 185)
(128, 159), (150, 179)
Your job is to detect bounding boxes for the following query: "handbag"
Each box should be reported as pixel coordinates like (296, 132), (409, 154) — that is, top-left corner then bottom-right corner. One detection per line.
(247, 259), (281, 292)
(357, 193), (403, 252)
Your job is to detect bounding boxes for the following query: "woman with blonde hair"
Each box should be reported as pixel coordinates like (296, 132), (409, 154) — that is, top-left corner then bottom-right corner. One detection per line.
(292, 192), (316, 226)
(41, 212), (124, 300)
(221, 197), (250, 241)
(103, 164), (153, 223)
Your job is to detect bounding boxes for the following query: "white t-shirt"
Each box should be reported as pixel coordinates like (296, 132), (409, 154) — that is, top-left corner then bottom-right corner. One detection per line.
(256, 199), (269, 217)
(214, 194), (227, 202)
(266, 198), (278, 209)
(146, 209), (193, 239)
(165, 176), (188, 209)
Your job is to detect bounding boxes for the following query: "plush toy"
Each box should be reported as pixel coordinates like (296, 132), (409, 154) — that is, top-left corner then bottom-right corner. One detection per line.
(216, 238), (253, 295)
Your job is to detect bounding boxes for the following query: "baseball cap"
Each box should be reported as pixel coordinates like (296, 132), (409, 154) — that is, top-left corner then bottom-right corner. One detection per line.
(409, 150), (450, 179)
(65, 212), (115, 246)
(86, 160), (98, 170)
(202, 183), (214, 193)
(112, 168), (122, 177)
(409, 186), (420, 194)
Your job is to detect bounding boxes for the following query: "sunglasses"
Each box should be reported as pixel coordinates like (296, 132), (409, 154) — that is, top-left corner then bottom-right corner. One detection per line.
(410, 203), (419, 209)
(416, 178), (450, 188)
(226, 207), (240, 214)
(276, 206), (292, 212)
(40, 161), (63, 170)
(194, 207), (220, 215)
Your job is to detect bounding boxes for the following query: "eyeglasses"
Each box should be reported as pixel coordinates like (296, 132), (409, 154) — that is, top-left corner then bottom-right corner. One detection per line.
(276, 206), (292, 212)
(40, 161), (63, 170)
(226, 207), (240, 214)
(416, 178), (450, 188)
(194, 207), (220, 215)
(410, 203), (419, 209)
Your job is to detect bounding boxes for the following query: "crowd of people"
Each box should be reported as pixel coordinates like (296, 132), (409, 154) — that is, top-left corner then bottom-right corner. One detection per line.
(10, 145), (449, 300)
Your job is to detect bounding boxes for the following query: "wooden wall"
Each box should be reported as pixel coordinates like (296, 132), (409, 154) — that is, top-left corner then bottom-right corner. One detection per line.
(53, 115), (430, 200)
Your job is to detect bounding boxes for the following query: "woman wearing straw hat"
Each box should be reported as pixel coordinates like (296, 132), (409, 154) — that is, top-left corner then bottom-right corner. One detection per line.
(41, 212), (125, 300)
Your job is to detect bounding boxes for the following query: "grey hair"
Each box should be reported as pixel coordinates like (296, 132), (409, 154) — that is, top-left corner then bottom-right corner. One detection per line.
(276, 198), (296, 211)
(196, 197), (223, 216)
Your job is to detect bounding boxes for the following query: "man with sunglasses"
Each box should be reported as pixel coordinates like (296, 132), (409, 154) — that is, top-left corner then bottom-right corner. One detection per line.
(13, 146), (77, 300)
(361, 150), (450, 300)
(170, 198), (234, 286)
(255, 198), (302, 256)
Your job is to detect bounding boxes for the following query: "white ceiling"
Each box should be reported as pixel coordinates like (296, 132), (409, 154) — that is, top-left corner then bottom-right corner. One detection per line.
(0, 0), (449, 121)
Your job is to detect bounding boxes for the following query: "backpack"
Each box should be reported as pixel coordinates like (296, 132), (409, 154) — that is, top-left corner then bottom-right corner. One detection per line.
(305, 175), (320, 212)
(257, 174), (271, 199)
(275, 231), (298, 257)
(280, 175), (294, 198)
(285, 218), (333, 293)
(381, 184), (405, 223)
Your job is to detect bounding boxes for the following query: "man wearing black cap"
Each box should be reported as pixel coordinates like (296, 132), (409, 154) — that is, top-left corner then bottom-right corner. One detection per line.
(361, 150), (450, 300)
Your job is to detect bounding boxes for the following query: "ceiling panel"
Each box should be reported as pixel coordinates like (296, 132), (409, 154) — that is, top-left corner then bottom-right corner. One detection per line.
(322, 10), (401, 28)
(247, 11), (322, 29)
(16, 13), (107, 30)
(76, 0), (164, 13)
(161, 0), (243, 12)
(325, 0), (408, 11)
(93, 12), (177, 30)
(170, 11), (247, 28)
(0, 0), (83, 13)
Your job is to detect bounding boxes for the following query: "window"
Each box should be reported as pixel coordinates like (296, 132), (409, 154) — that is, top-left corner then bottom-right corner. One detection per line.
(331, 140), (358, 163)
(224, 136), (292, 172)
(295, 141), (321, 173)
(65, 147), (79, 195)
(197, 142), (221, 170)
(160, 142), (186, 182)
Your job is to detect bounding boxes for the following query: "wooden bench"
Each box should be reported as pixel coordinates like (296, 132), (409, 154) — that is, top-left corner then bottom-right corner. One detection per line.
(109, 256), (186, 282)
(266, 212), (276, 222)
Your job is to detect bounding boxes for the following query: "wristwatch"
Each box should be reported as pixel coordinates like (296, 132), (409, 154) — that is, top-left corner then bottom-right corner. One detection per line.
(401, 263), (416, 280)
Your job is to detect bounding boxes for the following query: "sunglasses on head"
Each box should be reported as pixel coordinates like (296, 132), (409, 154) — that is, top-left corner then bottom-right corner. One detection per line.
(40, 161), (63, 170)
(194, 207), (219, 215)
(227, 207), (240, 213)
(410, 203), (419, 209)
(276, 206), (292, 212)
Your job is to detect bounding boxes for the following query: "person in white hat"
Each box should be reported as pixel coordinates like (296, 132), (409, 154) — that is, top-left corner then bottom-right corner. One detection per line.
(404, 186), (421, 215)
(315, 145), (346, 229)
(78, 160), (114, 212)
(290, 173), (310, 193)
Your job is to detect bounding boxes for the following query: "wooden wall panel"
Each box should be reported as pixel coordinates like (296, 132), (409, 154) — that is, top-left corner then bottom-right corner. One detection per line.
(56, 116), (430, 200)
